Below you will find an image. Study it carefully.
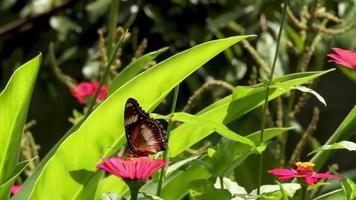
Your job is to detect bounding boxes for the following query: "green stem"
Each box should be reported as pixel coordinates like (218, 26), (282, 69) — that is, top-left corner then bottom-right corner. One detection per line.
(125, 180), (145, 200)
(156, 85), (180, 196)
(85, 30), (127, 117)
(219, 176), (224, 189)
(129, 186), (139, 200)
(257, 0), (289, 195)
(107, 0), (119, 57)
(300, 185), (307, 200)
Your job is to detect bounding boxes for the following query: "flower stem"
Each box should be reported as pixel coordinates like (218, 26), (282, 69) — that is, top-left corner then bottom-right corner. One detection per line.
(107, 0), (119, 57)
(219, 176), (224, 189)
(156, 85), (180, 196)
(125, 180), (145, 200)
(85, 29), (127, 117)
(300, 185), (307, 200)
(129, 186), (139, 200)
(257, 0), (289, 195)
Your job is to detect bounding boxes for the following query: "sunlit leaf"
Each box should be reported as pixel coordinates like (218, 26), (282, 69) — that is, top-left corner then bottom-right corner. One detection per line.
(108, 47), (169, 95)
(169, 69), (333, 157)
(0, 54), (41, 199)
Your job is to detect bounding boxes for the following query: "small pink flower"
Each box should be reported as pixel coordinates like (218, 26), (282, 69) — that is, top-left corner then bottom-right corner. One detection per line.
(11, 184), (21, 195)
(70, 81), (107, 104)
(97, 157), (169, 180)
(327, 48), (356, 70)
(268, 162), (341, 185)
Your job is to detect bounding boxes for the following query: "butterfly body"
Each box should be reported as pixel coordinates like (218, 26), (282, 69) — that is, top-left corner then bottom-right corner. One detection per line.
(124, 98), (167, 157)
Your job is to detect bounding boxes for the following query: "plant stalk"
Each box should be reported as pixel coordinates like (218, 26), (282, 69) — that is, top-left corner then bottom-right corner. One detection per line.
(86, 30), (127, 116)
(107, 0), (119, 57)
(257, 0), (289, 195)
(156, 85), (180, 196)
(300, 185), (307, 200)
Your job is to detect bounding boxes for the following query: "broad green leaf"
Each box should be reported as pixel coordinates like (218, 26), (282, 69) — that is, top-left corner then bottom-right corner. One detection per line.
(311, 105), (356, 171)
(168, 112), (255, 146)
(0, 54), (41, 199)
(108, 47), (169, 95)
(96, 176), (128, 199)
(23, 36), (251, 199)
(169, 69), (333, 157)
(0, 159), (32, 198)
(309, 141), (356, 155)
(14, 119), (85, 199)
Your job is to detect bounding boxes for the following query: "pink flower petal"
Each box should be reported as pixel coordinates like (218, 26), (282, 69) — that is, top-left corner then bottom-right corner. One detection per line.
(268, 168), (297, 176)
(97, 157), (169, 180)
(314, 173), (341, 180)
(70, 81), (107, 104)
(11, 184), (21, 195)
(304, 176), (318, 185)
(327, 48), (356, 70)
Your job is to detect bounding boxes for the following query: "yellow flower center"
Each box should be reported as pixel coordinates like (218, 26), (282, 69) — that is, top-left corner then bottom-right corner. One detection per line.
(295, 162), (315, 175)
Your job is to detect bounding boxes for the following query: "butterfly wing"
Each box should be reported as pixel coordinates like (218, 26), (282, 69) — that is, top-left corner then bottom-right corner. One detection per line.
(124, 98), (167, 157)
(127, 119), (167, 156)
(124, 98), (149, 127)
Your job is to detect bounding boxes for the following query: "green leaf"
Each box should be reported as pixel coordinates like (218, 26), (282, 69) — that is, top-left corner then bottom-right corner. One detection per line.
(311, 106), (356, 171)
(204, 127), (292, 177)
(96, 176), (128, 199)
(160, 164), (211, 200)
(0, 159), (32, 198)
(21, 36), (251, 199)
(108, 47), (169, 95)
(341, 178), (356, 200)
(169, 112), (255, 146)
(188, 179), (231, 200)
(309, 141), (356, 155)
(0, 54), (41, 199)
(169, 69), (333, 157)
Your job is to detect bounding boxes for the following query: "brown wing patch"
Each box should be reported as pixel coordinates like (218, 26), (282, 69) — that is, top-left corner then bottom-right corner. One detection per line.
(126, 120), (167, 157)
(124, 98), (148, 126)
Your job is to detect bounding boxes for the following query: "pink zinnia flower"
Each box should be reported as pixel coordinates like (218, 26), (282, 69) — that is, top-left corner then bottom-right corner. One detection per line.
(268, 162), (341, 185)
(70, 81), (107, 104)
(327, 48), (356, 70)
(11, 184), (21, 195)
(97, 157), (169, 180)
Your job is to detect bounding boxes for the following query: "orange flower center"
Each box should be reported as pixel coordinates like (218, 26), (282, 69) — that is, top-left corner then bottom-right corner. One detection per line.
(295, 162), (315, 175)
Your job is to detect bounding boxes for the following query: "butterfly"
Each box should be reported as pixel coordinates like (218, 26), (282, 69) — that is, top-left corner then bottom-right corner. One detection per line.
(124, 98), (167, 157)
